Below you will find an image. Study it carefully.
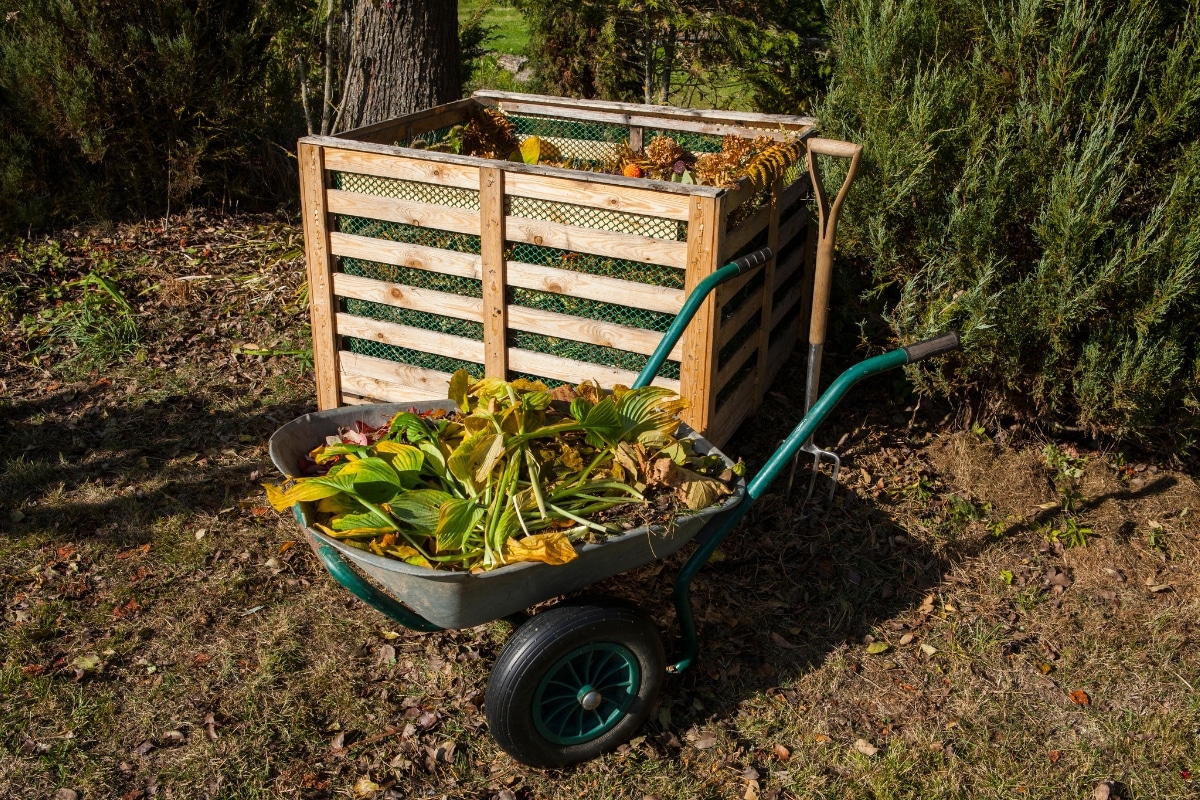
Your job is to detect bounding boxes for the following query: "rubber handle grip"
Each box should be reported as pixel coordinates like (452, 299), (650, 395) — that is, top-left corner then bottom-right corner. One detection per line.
(731, 246), (774, 274)
(903, 331), (961, 363)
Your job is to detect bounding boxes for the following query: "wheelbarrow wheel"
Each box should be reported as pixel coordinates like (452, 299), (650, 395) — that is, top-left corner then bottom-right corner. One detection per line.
(484, 601), (664, 767)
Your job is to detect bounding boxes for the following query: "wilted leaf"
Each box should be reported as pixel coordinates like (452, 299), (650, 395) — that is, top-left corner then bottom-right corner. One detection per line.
(691, 729), (718, 749)
(352, 777), (381, 797)
(504, 531), (578, 565)
(1070, 690), (1091, 706)
(866, 641), (890, 655)
(813, 734), (832, 744)
(899, 633), (914, 646)
(1038, 662), (1054, 675)
(132, 740), (155, 756)
(772, 743), (791, 760)
(920, 644), (938, 656)
(853, 738), (879, 756)
(161, 730), (185, 745)
(72, 654), (101, 672)
(1048, 749), (1061, 763)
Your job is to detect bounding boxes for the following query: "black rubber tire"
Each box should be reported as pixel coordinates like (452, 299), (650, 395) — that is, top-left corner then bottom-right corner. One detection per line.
(484, 602), (665, 767)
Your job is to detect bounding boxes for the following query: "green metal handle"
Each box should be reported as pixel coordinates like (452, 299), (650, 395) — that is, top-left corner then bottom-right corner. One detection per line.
(314, 542), (444, 632)
(670, 332), (961, 671)
(633, 247), (774, 389)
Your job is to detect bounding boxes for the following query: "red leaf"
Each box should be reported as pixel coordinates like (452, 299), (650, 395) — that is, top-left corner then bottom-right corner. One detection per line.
(1049, 749), (1061, 764)
(1070, 690), (1091, 706)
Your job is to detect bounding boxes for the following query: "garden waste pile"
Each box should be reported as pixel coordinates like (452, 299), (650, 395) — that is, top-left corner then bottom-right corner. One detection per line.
(265, 371), (741, 573)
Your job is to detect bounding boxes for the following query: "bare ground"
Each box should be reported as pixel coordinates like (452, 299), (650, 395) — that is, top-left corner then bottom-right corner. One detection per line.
(1, 213), (1196, 800)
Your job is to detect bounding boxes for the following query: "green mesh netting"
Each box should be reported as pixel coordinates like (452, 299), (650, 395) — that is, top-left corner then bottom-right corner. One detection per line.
(337, 216), (482, 255)
(345, 336), (484, 376)
(332, 172), (480, 209)
(509, 331), (680, 381)
(644, 128), (724, 153)
(506, 195), (686, 241)
(507, 241), (684, 288)
(340, 255), (482, 297)
(342, 297), (483, 339)
(508, 286), (675, 332)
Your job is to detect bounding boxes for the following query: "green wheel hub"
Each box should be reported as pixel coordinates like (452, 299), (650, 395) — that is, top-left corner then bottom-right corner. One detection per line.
(532, 642), (641, 745)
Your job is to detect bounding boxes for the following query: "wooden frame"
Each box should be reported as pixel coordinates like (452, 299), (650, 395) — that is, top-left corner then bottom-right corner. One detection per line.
(298, 92), (819, 446)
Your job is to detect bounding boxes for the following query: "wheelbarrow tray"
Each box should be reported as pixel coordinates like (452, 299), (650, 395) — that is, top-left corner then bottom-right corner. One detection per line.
(269, 401), (745, 629)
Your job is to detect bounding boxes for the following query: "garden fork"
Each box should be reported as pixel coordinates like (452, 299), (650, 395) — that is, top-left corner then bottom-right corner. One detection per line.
(786, 137), (863, 505)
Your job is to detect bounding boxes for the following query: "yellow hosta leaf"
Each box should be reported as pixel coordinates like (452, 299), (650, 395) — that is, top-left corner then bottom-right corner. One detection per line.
(386, 545), (432, 569)
(504, 531), (578, 565)
(263, 480), (341, 512)
(313, 523), (393, 539)
(519, 136), (541, 165)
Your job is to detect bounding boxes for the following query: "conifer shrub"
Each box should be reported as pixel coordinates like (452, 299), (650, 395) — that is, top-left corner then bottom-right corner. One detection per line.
(815, 0), (1200, 448)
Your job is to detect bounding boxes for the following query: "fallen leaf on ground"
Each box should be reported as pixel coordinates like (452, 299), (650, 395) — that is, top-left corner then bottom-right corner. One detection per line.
(131, 740), (154, 756)
(352, 777), (381, 797)
(692, 730), (718, 749)
(1049, 749), (1061, 763)
(1070, 690), (1091, 706)
(770, 632), (795, 649)
(899, 633), (914, 646)
(813, 734), (832, 743)
(772, 743), (790, 760)
(853, 739), (879, 756)
(161, 730), (185, 745)
(1038, 662), (1054, 675)
(1093, 781), (1114, 799)
(920, 644), (938, 656)
(866, 641), (890, 655)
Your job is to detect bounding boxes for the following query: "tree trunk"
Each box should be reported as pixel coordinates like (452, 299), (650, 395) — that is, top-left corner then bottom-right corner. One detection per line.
(336, 0), (459, 132)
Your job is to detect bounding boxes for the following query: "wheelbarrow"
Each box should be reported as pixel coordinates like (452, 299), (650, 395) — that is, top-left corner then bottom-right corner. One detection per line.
(269, 245), (961, 768)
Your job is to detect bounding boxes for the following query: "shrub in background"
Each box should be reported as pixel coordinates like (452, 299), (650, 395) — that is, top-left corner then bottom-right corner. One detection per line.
(0, 0), (303, 229)
(816, 0), (1200, 448)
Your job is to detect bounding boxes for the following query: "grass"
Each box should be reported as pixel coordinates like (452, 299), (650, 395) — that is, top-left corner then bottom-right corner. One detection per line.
(0, 213), (1198, 798)
(460, 1), (529, 55)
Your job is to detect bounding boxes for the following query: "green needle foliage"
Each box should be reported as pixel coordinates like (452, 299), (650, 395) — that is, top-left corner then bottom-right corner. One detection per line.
(816, 0), (1200, 448)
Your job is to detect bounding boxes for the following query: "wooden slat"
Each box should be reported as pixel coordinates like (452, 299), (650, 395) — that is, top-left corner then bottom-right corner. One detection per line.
(326, 190), (480, 236)
(507, 349), (679, 392)
(678, 195), (723, 435)
(298, 135), (723, 199)
(407, 105), (474, 138)
(324, 148), (479, 190)
(709, 378), (756, 447)
(507, 261), (684, 315)
(767, 331), (796, 386)
(771, 283), (804, 331)
(719, 203), (771, 262)
(718, 295), (764, 348)
(507, 305), (683, 360)
(339, 352), (456, 402)
(781, 173), (811, 211)
(336, 313), (485, 363)
(629, 126), (643, 152)
(504, 171), (690, 220)
(506, 216), (688, 269)
(481, 166), (508, 378)
(473, 91), (817, 130)
(329, 232), (481, 280)
(715, 336), (758, 388)
(492, 100), (803, 143)
(773, 246), (805, 290)
(333, 273), (483, 322)
(777, 204), (810, 252)
(340, 393), (377, 406)
(298, 142), (341, 410)
(716, 261), (766, 305)
(335, 97), (478, 144)
(753, 177), (785, 413)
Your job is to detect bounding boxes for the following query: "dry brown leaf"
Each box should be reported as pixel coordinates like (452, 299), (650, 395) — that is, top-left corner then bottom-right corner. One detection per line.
(853, 738), (880, 756)
(1049, 749), (1061, 763)
(770, 632), (795, 650)
(899, 633), (914, 646)
(772, 743), (791, 760)
(813, 734), (832, 743)
(1070, 690), (1091, 706)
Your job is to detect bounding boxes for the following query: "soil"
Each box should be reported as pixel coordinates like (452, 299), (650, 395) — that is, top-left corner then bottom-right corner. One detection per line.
(1, 211), (1196, 799)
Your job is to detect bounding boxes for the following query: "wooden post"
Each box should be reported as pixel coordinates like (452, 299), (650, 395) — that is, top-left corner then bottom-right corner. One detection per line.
(753, 177), (785, 411)
(480, 165), (508, 379)
(679, 195), (723, 437)
(629, 126), (644, 153)
(298, 141), (341, 410)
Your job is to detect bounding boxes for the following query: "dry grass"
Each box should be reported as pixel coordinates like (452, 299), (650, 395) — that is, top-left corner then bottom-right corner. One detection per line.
(1, 214), (1197, 799)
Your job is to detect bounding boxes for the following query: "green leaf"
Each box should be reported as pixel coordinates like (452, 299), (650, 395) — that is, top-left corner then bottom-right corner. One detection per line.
(335, 457), (402, 504)
(581, 397), (622, 448)
(448, 369), (471, 412)
(866, 641), (890, 655)
(435, 498), (486, 551)
(388, 489), (452, 533)
(330, 511), (385, 531)
(386, 411), (430, 443)
(374, 441), (424, 486)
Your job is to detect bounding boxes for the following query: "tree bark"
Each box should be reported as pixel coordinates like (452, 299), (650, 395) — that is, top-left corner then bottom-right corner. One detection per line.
(337, 0), (459, 132)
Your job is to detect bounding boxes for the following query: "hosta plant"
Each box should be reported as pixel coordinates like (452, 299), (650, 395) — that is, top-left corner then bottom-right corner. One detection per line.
(265, 371), (738, 572)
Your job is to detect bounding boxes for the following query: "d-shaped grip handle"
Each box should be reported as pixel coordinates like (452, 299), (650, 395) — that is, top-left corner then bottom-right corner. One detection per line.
(903, 332), (961, 363)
